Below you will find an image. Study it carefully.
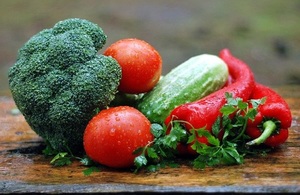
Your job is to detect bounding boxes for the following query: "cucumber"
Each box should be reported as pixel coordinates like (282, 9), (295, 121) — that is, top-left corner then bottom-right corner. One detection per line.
(137, 54), (229, 124)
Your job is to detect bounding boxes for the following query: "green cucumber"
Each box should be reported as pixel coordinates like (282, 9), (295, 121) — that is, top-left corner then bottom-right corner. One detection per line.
(137, 54), (229, 124)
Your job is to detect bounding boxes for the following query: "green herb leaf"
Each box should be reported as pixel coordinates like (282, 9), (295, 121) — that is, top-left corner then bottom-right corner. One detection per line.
(224, 146), (244, 164)
(237, 100), (248, 110)
(250, 97), (266, 108)
(147, 147), (159, 159)
(42, 142), (59, 156)
(247, 108), (258, 121)
(83, 166), (100, 176)
(50, 152), (72, 166)
(80, 156), (95, 166)
(132, 147), (144, 155)
(220, 104), (237, 115)
(212, 116), (222, 137)
(134, 155), (148, 171)
(151, 123), (164, 137)
(146, 164), (160, 172)
(200, 130), (220, 146)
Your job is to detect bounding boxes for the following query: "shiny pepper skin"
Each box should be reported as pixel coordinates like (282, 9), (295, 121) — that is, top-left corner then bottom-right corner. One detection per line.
(246, 83), (292, 147)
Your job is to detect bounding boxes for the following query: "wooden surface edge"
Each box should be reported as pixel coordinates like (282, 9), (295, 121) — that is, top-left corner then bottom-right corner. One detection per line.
(1, 180), (300, 193)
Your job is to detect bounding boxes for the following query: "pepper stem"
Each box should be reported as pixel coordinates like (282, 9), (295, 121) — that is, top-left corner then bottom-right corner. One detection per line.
(246, 120), (277, 146)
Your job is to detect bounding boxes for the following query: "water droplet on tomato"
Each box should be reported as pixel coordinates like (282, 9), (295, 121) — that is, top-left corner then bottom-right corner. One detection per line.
(137, 129), (141, 135)
(110, 128), (116, 136)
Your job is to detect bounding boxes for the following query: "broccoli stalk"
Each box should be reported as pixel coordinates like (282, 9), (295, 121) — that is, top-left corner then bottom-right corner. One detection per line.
(8, 18), (122, 154)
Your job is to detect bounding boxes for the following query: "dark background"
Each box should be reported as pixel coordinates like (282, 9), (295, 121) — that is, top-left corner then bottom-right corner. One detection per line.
(1, 0), (300, 94)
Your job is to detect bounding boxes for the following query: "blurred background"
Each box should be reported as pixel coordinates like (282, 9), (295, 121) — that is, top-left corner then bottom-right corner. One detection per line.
(1, 0), (300, 95)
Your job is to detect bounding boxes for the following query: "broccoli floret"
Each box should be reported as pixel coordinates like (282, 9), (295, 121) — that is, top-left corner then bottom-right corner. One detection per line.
(8, 18), (121, 154)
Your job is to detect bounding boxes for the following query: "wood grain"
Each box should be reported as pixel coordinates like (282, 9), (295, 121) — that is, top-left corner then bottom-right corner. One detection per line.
(0, 86), (300, 193)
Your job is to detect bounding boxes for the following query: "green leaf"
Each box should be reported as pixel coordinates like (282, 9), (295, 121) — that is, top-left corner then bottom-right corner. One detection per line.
(196, 129), (220, 146)
(191, 140), (206, 154)
(187, 129), (197, 144)
(147, 147), (159, 159)
(164, 134), (178, 148)
(146, 164), (160, 172)
(167, 161), (180, 168)
(225, 92), (233, 102)
(52, 157), (72, 166)
(246, 108), (258, 121)
(225, 92), (243, 106)
(229, 149), (244, 164)
(220, 104), (237, 115)
(220, 149), (235, 165)
(50, 152), (68, 163)
(193, 155), (207, 169)
(83, 166), (100, 176)
(250, 97), (266, 108)
(133, 147), (144, 155)
(233, 116), (246, 128)
(163, 123), (188, 149)
(50, 152), (72, 166)
(134, 155), (148, 168)
(42, 143), (58, 156)
(171, 122), (189, 142)
(223, 147), (244, 165)
(80, 156), (95, 166)
(221, 116), (233, 140)
(155, 144), (168, 158)
(237, 100), (248, 110)
(151, 123), (164, 138)
(212, 116), (221, 137)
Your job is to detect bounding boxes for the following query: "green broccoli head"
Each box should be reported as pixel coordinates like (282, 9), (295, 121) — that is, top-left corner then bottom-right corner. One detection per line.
(8, 18), (121, 154)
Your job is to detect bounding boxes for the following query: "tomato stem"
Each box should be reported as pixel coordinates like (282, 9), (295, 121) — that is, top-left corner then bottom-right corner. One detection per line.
(246, 120), (277, 146)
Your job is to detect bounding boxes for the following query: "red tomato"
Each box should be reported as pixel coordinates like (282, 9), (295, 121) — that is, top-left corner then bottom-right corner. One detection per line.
(104, 38), (162, 94)
(83, 106), (153, 168)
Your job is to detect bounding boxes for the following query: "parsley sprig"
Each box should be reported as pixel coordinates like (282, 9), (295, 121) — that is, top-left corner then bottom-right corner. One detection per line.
(134, 92), (267, 172)
(42, 143), (87, 166)
(42, 142), (100, 175)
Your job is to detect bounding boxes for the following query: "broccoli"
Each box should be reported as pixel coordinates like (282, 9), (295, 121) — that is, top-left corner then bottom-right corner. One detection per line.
(8, 18), (122, 154)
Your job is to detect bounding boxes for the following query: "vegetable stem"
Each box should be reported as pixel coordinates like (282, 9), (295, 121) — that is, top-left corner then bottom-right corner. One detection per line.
(231, 117), (248, 142)
(246, 120), (277, 146)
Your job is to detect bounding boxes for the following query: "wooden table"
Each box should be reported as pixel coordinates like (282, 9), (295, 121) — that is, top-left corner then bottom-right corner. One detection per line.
(1, 85), (300, 193)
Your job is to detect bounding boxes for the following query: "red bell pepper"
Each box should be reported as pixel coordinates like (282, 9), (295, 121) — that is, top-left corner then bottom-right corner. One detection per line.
(246, 83), (292, 147)
(164, 48), (255, 154)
